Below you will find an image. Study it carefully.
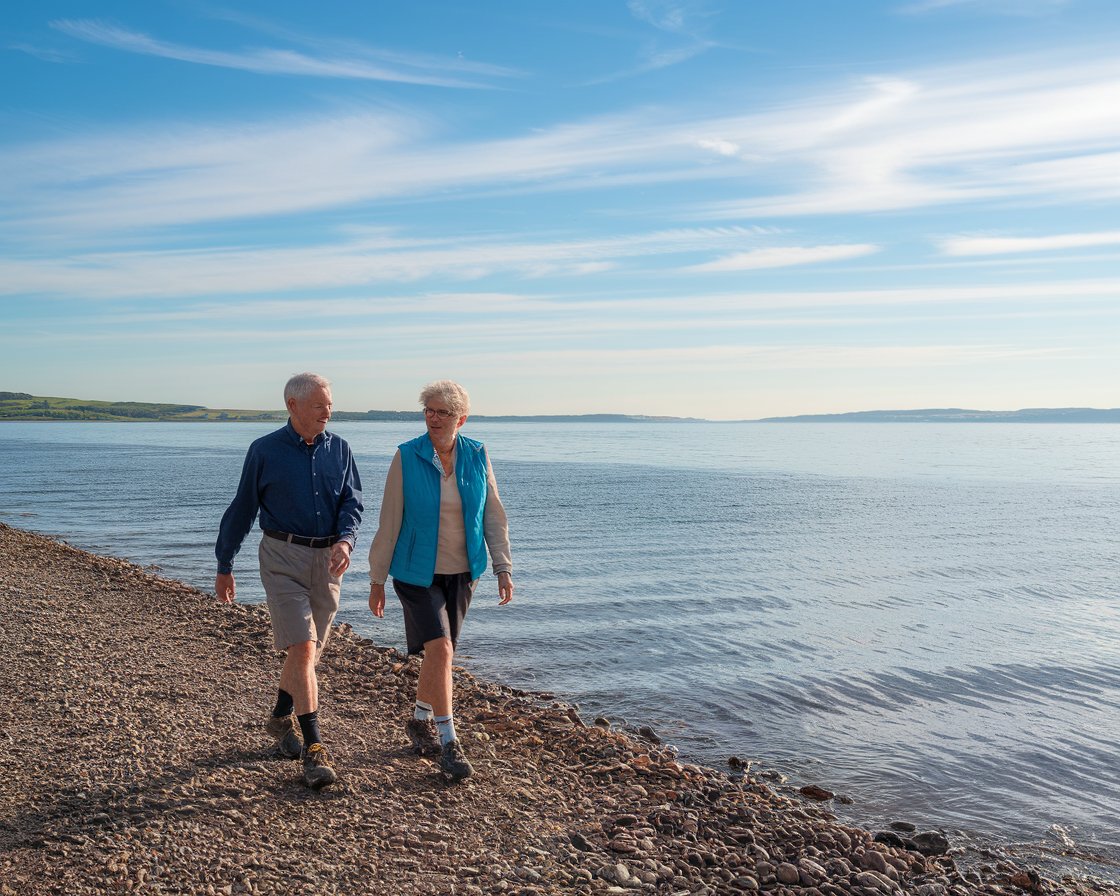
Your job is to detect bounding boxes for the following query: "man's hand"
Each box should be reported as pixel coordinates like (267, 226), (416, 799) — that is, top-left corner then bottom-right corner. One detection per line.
(329, 540), (352, 577)
(215, 573), (236, 604)
(369, 583), (385, 618)
(498, 571), (514, 606)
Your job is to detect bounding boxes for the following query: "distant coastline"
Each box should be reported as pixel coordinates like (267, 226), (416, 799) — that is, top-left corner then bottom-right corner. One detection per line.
(757, 407), (1120, 423)
(1, 391), (1118, 423)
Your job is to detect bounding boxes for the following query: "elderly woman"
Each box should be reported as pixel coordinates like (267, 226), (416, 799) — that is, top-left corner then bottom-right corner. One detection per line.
(367, 380), (513, 781)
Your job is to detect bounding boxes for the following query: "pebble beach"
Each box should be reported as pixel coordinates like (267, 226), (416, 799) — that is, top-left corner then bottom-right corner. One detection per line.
(2, 522), (1116, 896)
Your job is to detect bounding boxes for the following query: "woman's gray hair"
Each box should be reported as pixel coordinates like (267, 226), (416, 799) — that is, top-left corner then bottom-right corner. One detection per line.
(420, 379), (470, 416)
(284, 372), (331, 403)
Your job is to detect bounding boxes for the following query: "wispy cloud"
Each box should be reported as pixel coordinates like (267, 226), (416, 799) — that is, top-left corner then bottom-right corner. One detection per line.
(0, 108), (729, 237)
(694, 137), (740, 157)
(699, 56), (1120, 218)
(375, 343), (1075, 376)
(50, 19), (519, 88)
(941, 230), (1120, 256)
(579, 41), (711, 85)
(580, 0), (715, 83)
(626, 0), (722, 36)
(16, 315), (1064, 375)
(0, 225), (771, 299)
(198, 7), (519, 79)
(628, 0), (691, 32)
(897, 0), (1071, 14)
(4, 50), (1119, 242)
(689, 244), (880, 272)
(8, 42), (79, 64)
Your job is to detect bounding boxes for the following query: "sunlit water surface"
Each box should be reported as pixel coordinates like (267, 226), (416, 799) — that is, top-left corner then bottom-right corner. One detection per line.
(2, 421), (1117, 880)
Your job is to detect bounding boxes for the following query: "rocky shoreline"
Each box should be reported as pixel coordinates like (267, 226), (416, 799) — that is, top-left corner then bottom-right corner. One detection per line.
(2, 522), (1115, 896)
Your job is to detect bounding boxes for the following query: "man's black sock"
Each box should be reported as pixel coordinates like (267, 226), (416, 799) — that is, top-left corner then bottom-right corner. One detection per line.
(272, 688), (295, 718)
(297, 711), (322, 748)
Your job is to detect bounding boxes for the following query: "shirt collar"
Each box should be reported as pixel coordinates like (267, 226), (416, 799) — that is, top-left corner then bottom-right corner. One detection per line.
(285, 419), (330, 448)
(413, 431), (457, 470)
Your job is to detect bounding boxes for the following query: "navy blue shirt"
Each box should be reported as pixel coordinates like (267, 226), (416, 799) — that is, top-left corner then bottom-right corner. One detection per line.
(215, 421), (363, 574)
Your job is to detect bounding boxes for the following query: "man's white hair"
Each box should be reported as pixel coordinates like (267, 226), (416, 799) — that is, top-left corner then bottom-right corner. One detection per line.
(419, 379), (470, 416)
(284, 372), (331, 403)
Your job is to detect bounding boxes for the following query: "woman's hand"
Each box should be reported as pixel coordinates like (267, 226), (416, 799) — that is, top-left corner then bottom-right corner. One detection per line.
(369, 582), (386, 618)
(498, 571), (514, 606)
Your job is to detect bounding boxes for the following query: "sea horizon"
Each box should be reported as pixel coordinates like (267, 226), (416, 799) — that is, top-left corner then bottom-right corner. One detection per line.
(3, 390), (1120, 424)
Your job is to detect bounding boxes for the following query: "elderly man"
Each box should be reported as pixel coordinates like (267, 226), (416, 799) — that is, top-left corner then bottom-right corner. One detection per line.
(215, 372), (363, 788)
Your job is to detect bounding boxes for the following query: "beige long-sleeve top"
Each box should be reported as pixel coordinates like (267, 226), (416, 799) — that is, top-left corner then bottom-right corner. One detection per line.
(367, 445), (512, 585)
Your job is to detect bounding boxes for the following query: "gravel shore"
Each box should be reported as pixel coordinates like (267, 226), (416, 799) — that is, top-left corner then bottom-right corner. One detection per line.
(2, 522), (1115, 896)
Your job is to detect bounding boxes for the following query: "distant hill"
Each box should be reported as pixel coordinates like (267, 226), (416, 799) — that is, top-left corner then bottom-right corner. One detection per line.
(0, 393), (281, 422)
(2, 392), (1117, 423)
(0, 392), (697, 423)
(332, 411), (698, 423)
(758, 407), (1120, 423)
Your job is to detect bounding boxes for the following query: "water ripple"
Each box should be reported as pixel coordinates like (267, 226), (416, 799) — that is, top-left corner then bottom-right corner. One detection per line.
(3, 420), (1119, 878)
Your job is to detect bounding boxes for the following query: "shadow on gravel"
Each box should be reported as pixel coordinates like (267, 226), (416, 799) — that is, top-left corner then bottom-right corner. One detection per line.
(5, 743), (355, 849)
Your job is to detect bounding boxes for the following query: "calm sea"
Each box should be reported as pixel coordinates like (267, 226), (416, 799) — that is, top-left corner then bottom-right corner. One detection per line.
(2, 421), (1117, 879)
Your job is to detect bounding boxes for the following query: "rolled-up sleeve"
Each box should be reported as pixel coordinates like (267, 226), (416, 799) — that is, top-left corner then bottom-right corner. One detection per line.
(367, 451), (404, 585)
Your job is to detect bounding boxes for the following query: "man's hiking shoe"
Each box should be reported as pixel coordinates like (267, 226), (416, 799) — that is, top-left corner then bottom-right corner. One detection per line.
(439, 739), (473, 782)
(406, 718), (441, 757)
(265, 713), (302, 759)
(302, 743), (337, 789)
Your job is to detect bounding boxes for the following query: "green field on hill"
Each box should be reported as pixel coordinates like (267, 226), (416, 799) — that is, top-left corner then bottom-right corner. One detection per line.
(0, 392), (284, 422)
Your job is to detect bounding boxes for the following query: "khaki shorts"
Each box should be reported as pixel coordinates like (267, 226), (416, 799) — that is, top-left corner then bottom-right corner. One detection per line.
(258, 536), (341, 651)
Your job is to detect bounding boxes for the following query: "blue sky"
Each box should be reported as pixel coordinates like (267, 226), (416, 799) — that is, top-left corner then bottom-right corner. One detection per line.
(2, 0), (1119, 418)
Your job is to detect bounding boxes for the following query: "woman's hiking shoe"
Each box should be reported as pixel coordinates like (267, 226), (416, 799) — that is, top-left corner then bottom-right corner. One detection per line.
(265, 713), (302, 759)
(302, 743), (337, 789)
(439, 739), (473, 782)
(406, 718), (441, 756)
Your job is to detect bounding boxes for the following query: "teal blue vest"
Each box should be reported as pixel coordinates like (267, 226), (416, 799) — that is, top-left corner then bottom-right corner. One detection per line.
(389, 432), (489, 586)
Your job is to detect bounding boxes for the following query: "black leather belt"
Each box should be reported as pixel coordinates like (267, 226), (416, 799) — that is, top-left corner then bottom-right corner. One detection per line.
(264, 529), (340, 548)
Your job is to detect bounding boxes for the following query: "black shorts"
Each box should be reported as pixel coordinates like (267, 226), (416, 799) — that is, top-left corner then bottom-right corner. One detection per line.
(393, 572), (477, 655)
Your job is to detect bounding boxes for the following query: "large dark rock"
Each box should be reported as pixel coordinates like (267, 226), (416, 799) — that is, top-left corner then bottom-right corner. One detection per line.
(910, 830), (951, 856)
(874, 830), (907, 849)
